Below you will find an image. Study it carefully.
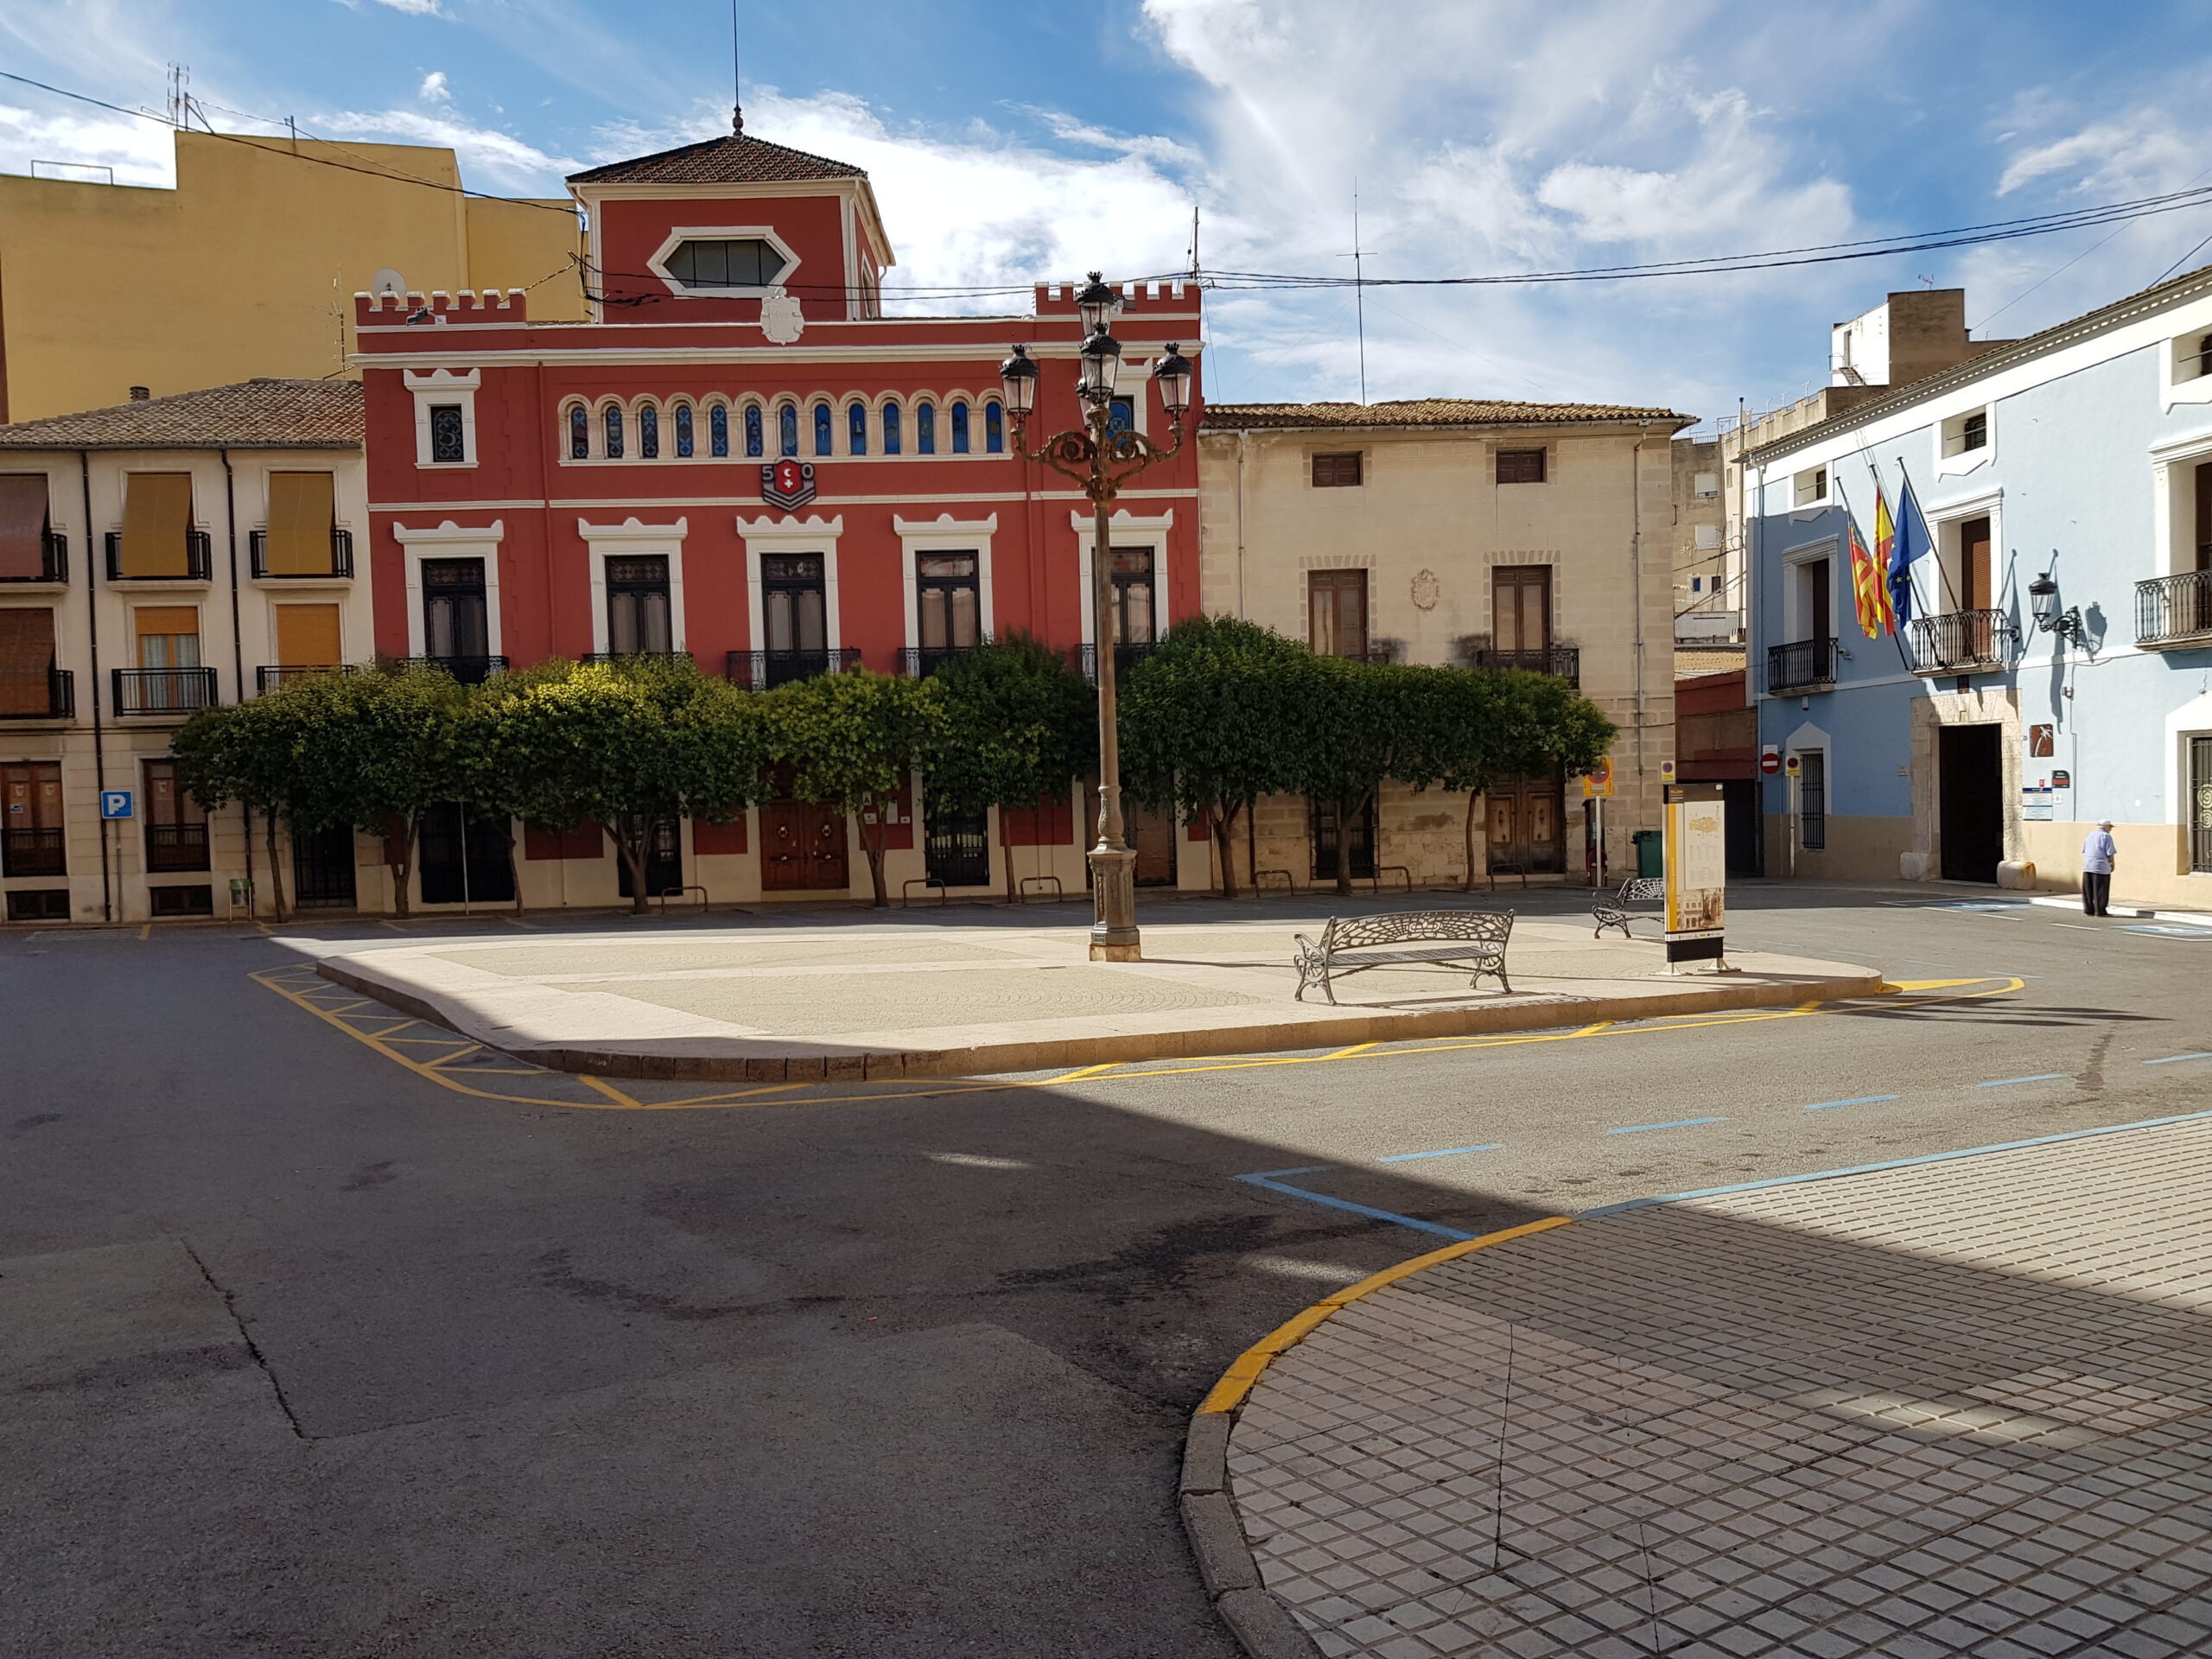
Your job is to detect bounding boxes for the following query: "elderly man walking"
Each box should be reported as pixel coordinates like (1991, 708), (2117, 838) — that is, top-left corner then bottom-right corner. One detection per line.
(2082, 820), (2118, 916)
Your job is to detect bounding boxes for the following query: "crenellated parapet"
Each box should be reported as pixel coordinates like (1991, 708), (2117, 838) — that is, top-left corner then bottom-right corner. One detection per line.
(1032, 278), (1194, 317)
(353, 288), (530, 325)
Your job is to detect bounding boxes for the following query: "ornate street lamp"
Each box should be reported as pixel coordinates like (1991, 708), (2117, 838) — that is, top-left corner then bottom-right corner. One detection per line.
(1001, 278), (1195, 962)
(2027, 572), (2084, 645)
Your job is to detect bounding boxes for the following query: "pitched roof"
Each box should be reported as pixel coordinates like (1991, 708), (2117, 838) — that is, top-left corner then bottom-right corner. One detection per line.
(567, 130), (867, 188)
(1201, 397), (1694, 432)
(0, 378), (363, 450)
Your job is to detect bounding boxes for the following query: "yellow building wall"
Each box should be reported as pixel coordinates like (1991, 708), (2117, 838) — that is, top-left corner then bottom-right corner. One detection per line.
(0, 130), (582, 421)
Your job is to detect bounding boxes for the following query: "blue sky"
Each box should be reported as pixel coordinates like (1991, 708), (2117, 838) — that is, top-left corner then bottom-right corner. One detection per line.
(5, 1), (2212, 426)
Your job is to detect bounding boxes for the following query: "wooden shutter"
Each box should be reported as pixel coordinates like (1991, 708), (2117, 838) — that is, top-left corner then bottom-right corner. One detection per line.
(264, 472), (334, 575)
(2196, 462), (2212, 571)
(1497, 448), (1547, 484)
(120, 473), (194, 577)
(0, 474), (49, 579)
(3, 760), (63, 830)
(1492, 566), (1552, 652)
(274, 602), (342, 666)
(134, 606), (200, 668)
(1312, 452), (1363, 487)
(1960, 516), (1992, 610)
(0, 607), (55, 715)
(1308, 569), (1367, 656)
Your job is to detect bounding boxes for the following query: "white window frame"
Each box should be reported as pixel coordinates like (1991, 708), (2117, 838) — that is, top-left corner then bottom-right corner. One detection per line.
(578, 517), (688, 656)
(1791, 465), (1829, 512)
(2167, 690), (2212, 852)
(1935, 404), (1993, 478)
(897, 513), (998, 649)
(734, 513), (844, 657)
(391, 518), (504, 658)
(1780, 537), (1837, 644)
(1070, 508), (1173, 648)
(404, 368), (480, 469)
(1924, 487), (2005, 614)
(645, 226), (800, 301)
(2162, 324), (2212, 411)
(2151, 428), (2212, 577)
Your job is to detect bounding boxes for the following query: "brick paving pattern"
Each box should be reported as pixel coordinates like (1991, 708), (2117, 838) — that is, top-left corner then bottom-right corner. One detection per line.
(1225, 1117), (2212, 1657)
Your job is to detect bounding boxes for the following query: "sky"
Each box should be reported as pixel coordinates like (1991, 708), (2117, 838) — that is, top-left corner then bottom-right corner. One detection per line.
(4, 0), (2212, 428)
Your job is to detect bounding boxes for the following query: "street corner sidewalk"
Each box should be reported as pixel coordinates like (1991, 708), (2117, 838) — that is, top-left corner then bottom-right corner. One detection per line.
(1185, 1113), (2212, 1659)
(298, 916), (1882, 1081)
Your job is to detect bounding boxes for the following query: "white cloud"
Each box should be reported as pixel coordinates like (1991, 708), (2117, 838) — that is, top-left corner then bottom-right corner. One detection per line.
(0, 102), (175, 188)
(370, 0), (448, 16)
(419, 71), (452, 105)
(313, 107), (575, 190)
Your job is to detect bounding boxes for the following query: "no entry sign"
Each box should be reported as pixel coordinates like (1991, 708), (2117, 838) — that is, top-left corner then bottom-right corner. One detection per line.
(1759, 747), (1782, 776)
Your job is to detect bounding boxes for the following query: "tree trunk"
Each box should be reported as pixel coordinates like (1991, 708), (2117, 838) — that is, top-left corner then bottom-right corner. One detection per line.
(863, 812), (888, 906)
(388, 818), (417, 917)
(609, 817), (651, 915)
(262, 808), (289, 923)
(1464, 791), (1482, 892)
(1334, 794), (1355, 897)
(502, 823), (525, 917)
(1211, 801), (1240, 899)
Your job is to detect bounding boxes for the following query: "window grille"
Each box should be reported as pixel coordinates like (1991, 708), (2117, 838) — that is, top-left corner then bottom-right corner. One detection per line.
(601, 405), (623, 461)
(429, 404), (467, 464)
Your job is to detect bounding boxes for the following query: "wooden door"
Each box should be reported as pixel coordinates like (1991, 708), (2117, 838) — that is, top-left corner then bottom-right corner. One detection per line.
(1124, 797), (1177, 887)
(1307, 569), (1367, 657)
(274, 603), (341, 668)
(1492, 566), (1553, 654)
(2, 760), (65, 876)
(761, 801), (848, 891)
(1484, 773), (1564, 875)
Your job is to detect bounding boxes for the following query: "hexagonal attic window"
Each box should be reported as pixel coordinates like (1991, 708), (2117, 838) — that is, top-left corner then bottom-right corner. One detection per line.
(663, 238), (791, 291)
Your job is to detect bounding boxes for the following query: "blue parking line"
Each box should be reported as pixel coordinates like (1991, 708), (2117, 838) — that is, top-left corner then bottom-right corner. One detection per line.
(1979, 1072), (2068, 1087)
(1608, 1116), (1724, 1135)
(1802, 1094), (1900, 1111)
(1377, 1143), (1502, 1163)
(1231, 1169), (1478, 1241)
(2143, 1052), (2212, 1065)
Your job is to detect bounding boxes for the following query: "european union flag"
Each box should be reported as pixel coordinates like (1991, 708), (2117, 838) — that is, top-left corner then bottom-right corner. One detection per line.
(1889, 472), (1932, 627)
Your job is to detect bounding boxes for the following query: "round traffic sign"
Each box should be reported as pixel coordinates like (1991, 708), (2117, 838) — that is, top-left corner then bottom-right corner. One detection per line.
(1759, 750), (1782, 776)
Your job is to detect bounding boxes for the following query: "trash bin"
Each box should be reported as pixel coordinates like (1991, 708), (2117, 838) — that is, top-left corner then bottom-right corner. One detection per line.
(1633, 829), (1663, 879)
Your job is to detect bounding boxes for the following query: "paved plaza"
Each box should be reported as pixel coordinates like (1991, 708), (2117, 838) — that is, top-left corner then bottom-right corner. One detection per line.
(1196, 1113), (2212, 1659)
(308, 913), (1875, 1078)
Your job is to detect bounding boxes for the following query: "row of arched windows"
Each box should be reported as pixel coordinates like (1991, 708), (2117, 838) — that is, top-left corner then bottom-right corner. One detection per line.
(563, 395), (1007, 463)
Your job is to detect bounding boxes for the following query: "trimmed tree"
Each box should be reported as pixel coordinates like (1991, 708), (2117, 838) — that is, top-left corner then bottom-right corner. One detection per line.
(1120, 615), (1307, 897)
(766, 670), (942, 907)
(294, 666), (467, 916)
(921, 634), (1095, 901)
(1283, 654), (1443, 897)
(170, 694), (298, 922)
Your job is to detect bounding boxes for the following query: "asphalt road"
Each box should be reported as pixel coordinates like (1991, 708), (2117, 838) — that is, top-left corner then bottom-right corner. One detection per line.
(4, 880), (2208, 1657)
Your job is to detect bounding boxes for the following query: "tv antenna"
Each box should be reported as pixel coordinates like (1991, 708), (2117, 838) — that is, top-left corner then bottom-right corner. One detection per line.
(1336, 181), (1373, 403)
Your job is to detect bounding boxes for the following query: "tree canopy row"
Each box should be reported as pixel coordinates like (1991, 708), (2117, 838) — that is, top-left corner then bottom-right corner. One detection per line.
(171, 617), (1614, 918)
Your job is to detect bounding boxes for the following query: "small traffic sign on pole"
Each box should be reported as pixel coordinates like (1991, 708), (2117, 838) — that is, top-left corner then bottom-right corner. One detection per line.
(99, 790), (134, 820)
(1580, 758), (1615, 798)
(1759, 746), (1782, 777)
(1783, 753), (1802, 778)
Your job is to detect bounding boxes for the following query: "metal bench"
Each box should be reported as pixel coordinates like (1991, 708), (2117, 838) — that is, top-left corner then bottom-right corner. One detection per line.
(1293, 909), (1515, 1004)
(1592, 876), (1665, 938)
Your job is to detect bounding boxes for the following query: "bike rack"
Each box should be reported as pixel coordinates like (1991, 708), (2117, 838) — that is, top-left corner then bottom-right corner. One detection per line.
(1017, 875), (1065, 903)
(901, 877), (949, 907)
(1253, 869), (1297, 893)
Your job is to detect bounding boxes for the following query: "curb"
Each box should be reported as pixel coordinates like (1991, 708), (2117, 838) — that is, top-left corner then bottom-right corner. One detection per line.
(1178, 1217), (1575, 1659)
(311, 954), (1883, 1083)
(2024, 894), (2212, 926)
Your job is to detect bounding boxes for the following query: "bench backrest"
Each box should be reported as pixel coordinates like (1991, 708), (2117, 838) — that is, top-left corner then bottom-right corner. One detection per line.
(1322, 909), (1513, 951)
(1616, 877), (1665, 903)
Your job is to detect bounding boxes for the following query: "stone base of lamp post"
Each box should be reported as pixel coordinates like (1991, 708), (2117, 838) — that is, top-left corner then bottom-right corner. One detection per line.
(1087, 846), (1141, 961)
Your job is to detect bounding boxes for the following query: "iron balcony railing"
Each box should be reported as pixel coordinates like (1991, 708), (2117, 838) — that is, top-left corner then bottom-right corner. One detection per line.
(897, 645), (976, 677)
(2137, 570), (2212, 647)
(1472, 645), (1580, 684)
(144, 821), (211, 873)
(582, 650), (695, 667)
(0, 668), (74, 719)
(1, 825), (66, 877)
(1069, 642), (1157, 682)
(249, 527), (354, 579)
(257, 664), (357, 692)
(105, 530), (213, 582)
(112, 666), (218, 715)
(725, 648), (862, 690)
(1766, 636), (1840, 694)
(398, 654), (507, 685)
(1905, 609), (2021, 677)
(0, 531), (68, 583)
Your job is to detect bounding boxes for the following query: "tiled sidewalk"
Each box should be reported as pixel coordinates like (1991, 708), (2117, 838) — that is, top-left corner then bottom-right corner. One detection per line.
(1205, 1116), (2212, 1658)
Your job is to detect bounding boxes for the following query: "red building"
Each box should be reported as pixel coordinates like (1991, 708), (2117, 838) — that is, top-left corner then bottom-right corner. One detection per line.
(356, 122), (1204, 907)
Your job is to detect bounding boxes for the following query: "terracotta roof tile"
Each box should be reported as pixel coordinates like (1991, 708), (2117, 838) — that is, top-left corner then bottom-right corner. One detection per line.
(1201, 397), (1693, 431)
(0, 379), (362, 450)
(568, 131), (866, 188)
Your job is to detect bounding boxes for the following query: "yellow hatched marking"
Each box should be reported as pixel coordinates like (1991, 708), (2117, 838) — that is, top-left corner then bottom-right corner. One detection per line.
(579, 1075), (645, 1109)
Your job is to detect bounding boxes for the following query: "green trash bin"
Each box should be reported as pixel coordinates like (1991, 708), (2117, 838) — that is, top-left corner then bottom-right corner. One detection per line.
(1633, 829), (1663, 879)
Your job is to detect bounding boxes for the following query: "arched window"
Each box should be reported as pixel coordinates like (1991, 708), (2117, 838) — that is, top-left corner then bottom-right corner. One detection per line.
(709, 404), (729, 458)
(603, 403), (625, 460)
(674, 403), (695, 458)
(638, 404), (659, 459)
(848, 401), (868, 454)
(569, 404), (589, 460)
(950, 402), (970, 454)
(985, 402), (1004, 454)
(916, 401), (937, 454)
(744, 404), (764, 458)
(882, 401), (903, 455)
(779, 403), (799, 457)
(813, 402), (833, 456)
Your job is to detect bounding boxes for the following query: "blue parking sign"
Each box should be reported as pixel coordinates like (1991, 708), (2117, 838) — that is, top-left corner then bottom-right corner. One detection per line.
(100, 789), (134, 820)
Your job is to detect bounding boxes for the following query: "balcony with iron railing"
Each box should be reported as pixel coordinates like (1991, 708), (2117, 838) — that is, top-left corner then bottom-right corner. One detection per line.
(249, 527), (354, 580)
(144, 821), (211, 873)
(0, 531), (68, 583)
(397, 655), (507, 685)
(1, 825), (66, 877)
(1765, 636), (1840, 694)
(581, 650), (695, 668)
(1905, 609), (2020, 677)
(2136, 570), (2212, 649)
(0, 668), (74, 720)
(1068, 642), (1158, 682)
(257, 664), (357, 692)
(896, 645), (977, 677)
(1471, 644), (1580, 684)
(725, 648), (862, 690)
(105, 530), (212, 582)
(112, 666), (218, 715)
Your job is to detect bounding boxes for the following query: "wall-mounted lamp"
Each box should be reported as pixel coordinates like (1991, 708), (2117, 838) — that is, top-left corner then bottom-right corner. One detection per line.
(2027, 573), (2084, 645)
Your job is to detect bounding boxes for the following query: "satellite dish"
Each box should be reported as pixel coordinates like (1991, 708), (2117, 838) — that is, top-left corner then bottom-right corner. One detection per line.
(371, 268), (407, 299)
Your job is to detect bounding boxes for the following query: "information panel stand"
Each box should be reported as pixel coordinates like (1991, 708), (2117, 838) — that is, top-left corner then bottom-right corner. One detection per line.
(1663, 781), (1729, 970)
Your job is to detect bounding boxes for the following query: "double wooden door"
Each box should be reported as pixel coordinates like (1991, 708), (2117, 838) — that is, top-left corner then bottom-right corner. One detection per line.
(761, 800), (849, 891)
(1486, 772), (1565, 875)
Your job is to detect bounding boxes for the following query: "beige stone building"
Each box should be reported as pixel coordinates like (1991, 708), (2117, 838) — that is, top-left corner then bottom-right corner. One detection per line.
(1670, 435), (1734, 640)
(1196, 398), (1692, 890)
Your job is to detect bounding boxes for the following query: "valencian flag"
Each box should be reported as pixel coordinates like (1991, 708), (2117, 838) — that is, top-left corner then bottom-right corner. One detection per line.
(1847, 490), (1894, 639)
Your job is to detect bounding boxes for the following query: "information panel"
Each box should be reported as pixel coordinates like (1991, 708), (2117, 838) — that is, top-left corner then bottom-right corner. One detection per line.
(1663, 781), (1726, 965)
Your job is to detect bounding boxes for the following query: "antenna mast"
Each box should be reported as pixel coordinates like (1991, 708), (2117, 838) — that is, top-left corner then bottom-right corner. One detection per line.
(731, 0), (744, 133)
(1353, 182), (1368, 404)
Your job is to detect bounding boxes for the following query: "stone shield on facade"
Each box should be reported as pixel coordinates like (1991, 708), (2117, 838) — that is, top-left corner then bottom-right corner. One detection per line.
(760, 459), (817, 512)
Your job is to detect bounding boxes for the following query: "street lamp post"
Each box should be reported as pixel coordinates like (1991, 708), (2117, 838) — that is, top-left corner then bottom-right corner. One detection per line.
(1001, 273), (1194, 962)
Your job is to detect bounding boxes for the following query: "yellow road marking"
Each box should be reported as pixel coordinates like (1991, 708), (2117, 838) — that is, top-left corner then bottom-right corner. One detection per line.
(580, 1075), (645, 1109)
(1323, 1041), (1377, 1060)
(425, 1043), (483, 1066)
(139, 923), (152, 941)
(1198, 1215), (1576, 1415)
